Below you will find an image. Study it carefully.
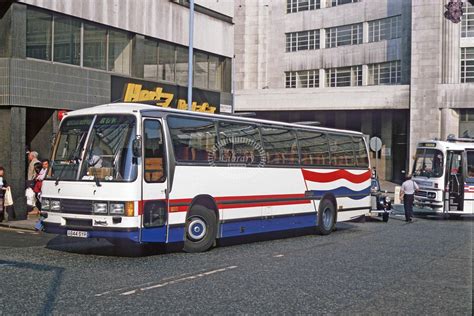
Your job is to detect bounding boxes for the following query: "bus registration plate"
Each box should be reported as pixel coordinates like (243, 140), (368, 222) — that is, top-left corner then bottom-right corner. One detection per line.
(67, 230), (89, 238)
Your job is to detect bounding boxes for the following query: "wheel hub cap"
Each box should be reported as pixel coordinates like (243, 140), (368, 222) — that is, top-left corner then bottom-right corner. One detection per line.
(188, 218), (206, 241)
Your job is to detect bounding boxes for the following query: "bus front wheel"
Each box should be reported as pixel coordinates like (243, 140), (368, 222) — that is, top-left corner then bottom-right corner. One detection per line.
(316, 199), (336, 235)
(183, 205), (217, 253)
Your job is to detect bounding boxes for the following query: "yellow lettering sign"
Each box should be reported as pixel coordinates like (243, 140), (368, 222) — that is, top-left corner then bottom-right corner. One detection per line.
(123, 83), (217, 113)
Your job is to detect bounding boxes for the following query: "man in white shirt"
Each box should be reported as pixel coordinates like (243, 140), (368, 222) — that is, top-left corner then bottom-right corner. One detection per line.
(400, 174), (419, 222)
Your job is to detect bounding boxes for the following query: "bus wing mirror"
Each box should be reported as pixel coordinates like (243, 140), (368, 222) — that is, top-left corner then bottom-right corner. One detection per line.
(133, 136), (142, 157)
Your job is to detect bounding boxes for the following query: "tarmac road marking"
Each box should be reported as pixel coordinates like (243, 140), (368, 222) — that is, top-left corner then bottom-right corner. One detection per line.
(119, 266), (238, 296)
(94, 272), (195, 297)
(273, 254), (284, 258)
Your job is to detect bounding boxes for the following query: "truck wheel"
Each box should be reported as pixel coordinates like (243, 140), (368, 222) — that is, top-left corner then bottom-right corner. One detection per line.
(316, 199), (336, 235)
(183, 205), (217, 253)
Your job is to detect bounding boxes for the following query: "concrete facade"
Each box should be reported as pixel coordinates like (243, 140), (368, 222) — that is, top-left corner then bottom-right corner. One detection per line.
(234, 0), (474, 181)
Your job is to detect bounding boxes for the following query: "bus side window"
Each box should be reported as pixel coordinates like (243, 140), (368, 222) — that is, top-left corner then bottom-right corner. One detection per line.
(297, 130), (329, 167)
(143, 120), (165, 183)
(168, 116), (216, 163)
(261, 126), (298, 166)
(353, 137), (369, 168)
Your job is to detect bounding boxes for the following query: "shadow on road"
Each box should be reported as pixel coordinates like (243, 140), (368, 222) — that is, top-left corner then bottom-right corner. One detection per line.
(44, 222), (361, 256)
(0, 259), (64, 314)
(45, 236), (172, 257)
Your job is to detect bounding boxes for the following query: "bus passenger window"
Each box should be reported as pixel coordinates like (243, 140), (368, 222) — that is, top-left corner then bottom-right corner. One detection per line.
(144, 120), (165, 183)
(261, 127), (298, 165)
(297, 130), (329, 167)
(329, 134), (356, 167)
(218, 121), (262, 165)
(167, 116), (216, 163)
(353, 137), (369, 168)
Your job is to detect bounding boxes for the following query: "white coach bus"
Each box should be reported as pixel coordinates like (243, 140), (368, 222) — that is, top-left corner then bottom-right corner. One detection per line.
(413, 137), (474, 218)
(41, 103), (372, 252)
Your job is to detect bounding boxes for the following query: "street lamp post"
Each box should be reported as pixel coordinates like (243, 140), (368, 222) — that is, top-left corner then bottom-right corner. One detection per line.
(187, 0), (195, 111)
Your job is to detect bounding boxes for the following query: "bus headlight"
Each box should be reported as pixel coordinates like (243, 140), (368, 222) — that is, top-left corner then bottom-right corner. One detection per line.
(427, 192), (436, 199)
(50, 200), (61, 212)
(109, 202), (125, 215)
(93, 202), (108, 214)
(42, 199), (50, 211)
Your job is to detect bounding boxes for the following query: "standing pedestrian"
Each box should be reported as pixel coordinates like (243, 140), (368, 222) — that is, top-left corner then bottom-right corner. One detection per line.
(400, 174), (419, 222)
(27, 151), (40, 181)
(0, 166), (6, 221)
(0, 166), (14, 221)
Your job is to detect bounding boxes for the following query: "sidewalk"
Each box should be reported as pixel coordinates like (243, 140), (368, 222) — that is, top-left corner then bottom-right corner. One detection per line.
(0, 214), (39, 231)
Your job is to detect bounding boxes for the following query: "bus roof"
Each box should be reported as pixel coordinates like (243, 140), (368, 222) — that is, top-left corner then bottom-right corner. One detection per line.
(65, 102), (364, 136)
(417, 140), (474, 151)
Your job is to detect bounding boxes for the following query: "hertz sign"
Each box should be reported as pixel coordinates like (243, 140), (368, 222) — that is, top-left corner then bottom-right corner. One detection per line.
(111, 76), (221, 113)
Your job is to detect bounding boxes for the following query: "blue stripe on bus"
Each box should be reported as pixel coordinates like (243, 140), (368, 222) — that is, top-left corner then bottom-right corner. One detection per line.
(220, 213), (317, 238)
(308, 186), (371, 200)
(44, 224), (141, 242)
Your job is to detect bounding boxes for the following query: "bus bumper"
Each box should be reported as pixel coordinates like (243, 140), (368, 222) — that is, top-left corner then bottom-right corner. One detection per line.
(43, 222), (142, 243)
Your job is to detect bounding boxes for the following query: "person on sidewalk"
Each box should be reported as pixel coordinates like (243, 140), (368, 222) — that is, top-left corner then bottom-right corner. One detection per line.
(0, 166), (14, 222)
(27, 151), (40, 182)
(400, 174), (419, 222)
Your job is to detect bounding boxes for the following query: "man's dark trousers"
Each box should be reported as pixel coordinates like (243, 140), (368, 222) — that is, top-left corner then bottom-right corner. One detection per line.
(404, 194), (414, 221)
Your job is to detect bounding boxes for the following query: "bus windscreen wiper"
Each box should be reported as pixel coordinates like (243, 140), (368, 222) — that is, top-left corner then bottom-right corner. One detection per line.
(55, 133), (86, 186)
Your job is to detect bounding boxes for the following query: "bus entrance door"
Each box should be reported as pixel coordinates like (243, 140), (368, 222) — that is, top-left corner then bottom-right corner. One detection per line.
(446, 151), (464, 212)
(140, 119), (168, 243)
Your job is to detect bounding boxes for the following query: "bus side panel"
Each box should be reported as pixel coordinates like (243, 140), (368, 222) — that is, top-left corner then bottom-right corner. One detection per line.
(463, 184), (474, 214)
(168, 166), (316, 240)
(302, 168), (372, 221)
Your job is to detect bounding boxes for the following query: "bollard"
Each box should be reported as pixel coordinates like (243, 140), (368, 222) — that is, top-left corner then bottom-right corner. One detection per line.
(394, 186), (401, 204)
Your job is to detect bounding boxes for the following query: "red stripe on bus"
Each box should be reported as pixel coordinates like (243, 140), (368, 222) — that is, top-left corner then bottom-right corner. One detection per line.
(301, 169), (371, 184)
(168, 193), (310, 213)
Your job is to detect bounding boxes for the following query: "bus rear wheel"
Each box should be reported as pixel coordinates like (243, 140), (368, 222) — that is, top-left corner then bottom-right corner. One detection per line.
(183, 205), (217, 253)
(316, 199), (336, 235)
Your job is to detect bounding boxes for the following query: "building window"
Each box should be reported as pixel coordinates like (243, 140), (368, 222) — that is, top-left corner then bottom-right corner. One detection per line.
(194, 51), (209, 89)
(461, 47), (474, 83)
(158, 42), (176, 82)
(286, 30), (320, 52)
(53, 15), (81, 66)
(285, 70), (319, 88)
(175, 46), (189, 86)
(108, 30), (131, 75)
(326, 66), (362, 87)
(459, 109), (474, 137)
(326, 23), (362, 48)
(326, 0), (360, 8)
(285, 72), (297, 88)
(208, 55), (222, 91)
(287, 0), (320, 13)
(144, 39), (158, 79)
(368, 61), (401, 85)
(26, 9), (52, 61)
(462, 3), (474, 38)
(83, 23), (107, 70)
(368, 15), (401, 43)
(297, 70), (319, 87)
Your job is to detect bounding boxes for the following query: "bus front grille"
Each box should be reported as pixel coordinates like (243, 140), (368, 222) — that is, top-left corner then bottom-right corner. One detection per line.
(65, 218), (93, 228)
(415, 191), (428, 198)
(60, 199), (93, 214)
